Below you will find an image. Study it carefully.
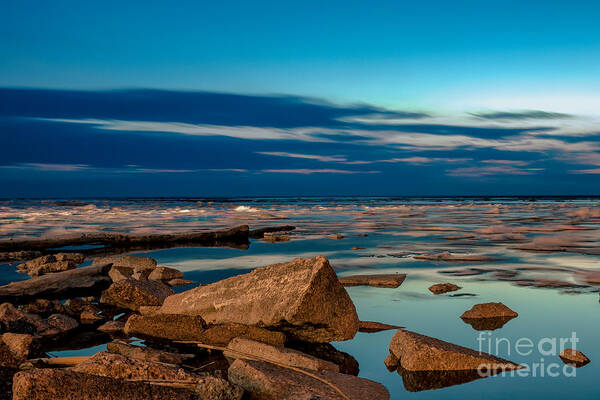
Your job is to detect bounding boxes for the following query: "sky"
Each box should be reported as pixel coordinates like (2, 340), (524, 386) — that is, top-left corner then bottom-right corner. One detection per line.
(1, 0), (599, 197)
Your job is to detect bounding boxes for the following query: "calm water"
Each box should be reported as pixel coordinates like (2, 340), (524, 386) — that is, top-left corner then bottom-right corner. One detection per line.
(1, 197), (599, 399)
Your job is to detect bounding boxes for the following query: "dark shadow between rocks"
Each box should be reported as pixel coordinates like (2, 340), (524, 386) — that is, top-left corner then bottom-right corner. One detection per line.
(461, 316), (516, 331)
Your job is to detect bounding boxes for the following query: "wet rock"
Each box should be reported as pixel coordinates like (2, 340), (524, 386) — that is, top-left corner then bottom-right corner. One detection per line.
(0, 303), (38, 334)
(327, 234), (345, 240)
(124, 314), (207, 341)
(100, 278), (174, 311)
(429, 283), (462, 295)
(193, 323), (286, 347)
(384, 353), (399, 371)
(73, 352), (243, 400)
(261, 235), (291, 243)
(0, 250), (41, 263)
(559, 349), (590, 367)
(359, 321), (403, 333)
(94, 255), (157, 272)
(228, 359), (389, 400)
(160, 256), (359, 343)
(16, 253), (84, 277)
(97, 320), (126, 335)
(249, 225), (296, 238)
(461, 316), (516, 331)
(107, 340), (194, 365)
(108, 265), (133, 282)
(286, 341), (360, 376)
(12, 368), (207, 400)
(461, 302), (518, 319)
(386, 329), (522, 372)
(64, 298), (110, 324)
(339, 274), (406, 288)
(225, 338), (339, 372)
(46, 314), (79, 333)
(148, 266), (183, 281)
(0, 263), (113, 304)
(168, 279), (196, 287)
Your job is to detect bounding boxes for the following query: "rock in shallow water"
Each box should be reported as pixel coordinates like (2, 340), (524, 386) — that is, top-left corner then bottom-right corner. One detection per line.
(228, 359), (389, 400)
(428, 283), (462, 295)
(159, 256), (359, 343)
(460, 302), (518, 330)
(94, 256), (157, 272)
(338, 274), (406, 288)
(387, 329), (522, 372)
(559, 348), (590, 367)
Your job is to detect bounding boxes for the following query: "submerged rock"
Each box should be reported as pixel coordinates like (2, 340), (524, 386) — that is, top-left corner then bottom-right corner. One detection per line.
(397, 368), (491, 392)
(124, 314), (207, 341)
(338, 274), (406, 288)
(228, 359), (389, 400)
(387, 329), (522, 372)
(559, 349), (590, 367)
(225, 337), (339, 372)
(359, 321), (403, 333)
(159, 256), (359, 343)
(429, 283), (462, 295)
(12, 368), (206, 400)
(100, 278), (174, 311)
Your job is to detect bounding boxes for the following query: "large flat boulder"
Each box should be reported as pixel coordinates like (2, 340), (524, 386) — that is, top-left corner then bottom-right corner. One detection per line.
(0, 264), (112, 304)
(12, 368), (204, 400)
(228, 359), (389, 400)
(387, 329), (522, 372)
(100, 278), (174, 311)
(124, 314), (207, 341)
(225, 338), (339, 372)
(160, 256), (359, 342)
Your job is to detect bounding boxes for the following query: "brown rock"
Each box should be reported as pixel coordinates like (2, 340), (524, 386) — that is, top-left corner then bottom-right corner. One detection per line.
(124, 314), (207, 341)
(429, 283), (462, 295)
(359, 321), (403, 333)
(148, 266), (184, 281)
(0, 303), (38, 334)
(1, 333), (37, 363)
(339, 274), (406, 288)
(327, 234), (345, 240)
(261, 235), (291, 243)
(108, 265), (133, 282)
(225, 338), (339, 372)
(18, 299), (67, 317)
(228, 359), (389, 400)
(194, 323), (286, 347)
(46, 314), (79, 333)
(387, 329), (522, 372)
(94, 255), (157, 272)
(138, 306), (161, 315)
(159, 256), (359, 343)
(168, 279), (196, 287)
(100, 278), (174, 311)
(107, 340), (193, 365)
(16, 253), (84, 277)
(559, 349), (590, 367)
(12, 368), (205, 400)
(97, 320), (126, 335)
(73, 352), (243, 400)
(384, 353), (399, 371)
(461, 302), (518, 319)
(285, 341), (360, 376)
(0, 263), (113, 304)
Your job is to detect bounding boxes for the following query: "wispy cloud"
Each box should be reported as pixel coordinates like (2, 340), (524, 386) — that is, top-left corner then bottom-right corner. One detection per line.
(570, 168), (600, 174)
(470, 110), (574, 120)
(0, 163), (91, 171)
(447, 165), (544, 177)
(256, 152), (347, 162)
(378, 156), (470, 165)
(262, 169), (380, 174)
(481, 159), (531, 166)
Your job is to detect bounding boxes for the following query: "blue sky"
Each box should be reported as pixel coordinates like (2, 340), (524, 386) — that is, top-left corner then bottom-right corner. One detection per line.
(1, 1), (599, 196)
